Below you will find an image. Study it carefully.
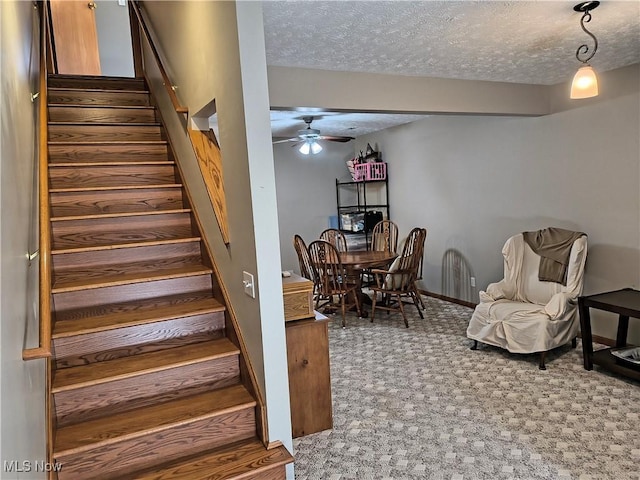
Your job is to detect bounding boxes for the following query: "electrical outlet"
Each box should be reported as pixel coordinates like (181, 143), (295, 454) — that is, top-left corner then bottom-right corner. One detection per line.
(243, 271), (255, 298)
(470, 276), (476, 288)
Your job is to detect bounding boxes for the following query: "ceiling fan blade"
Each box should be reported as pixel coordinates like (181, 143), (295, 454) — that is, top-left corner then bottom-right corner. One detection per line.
(272, 138), (299, 144)
(319, 135), (355, 143)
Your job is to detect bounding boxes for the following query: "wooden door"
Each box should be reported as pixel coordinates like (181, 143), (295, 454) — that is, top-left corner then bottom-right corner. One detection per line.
(49, 0), (101, 75)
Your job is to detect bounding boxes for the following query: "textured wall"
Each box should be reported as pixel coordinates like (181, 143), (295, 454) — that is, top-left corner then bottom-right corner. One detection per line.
(140, 0), (292, 462)
(95, 0), (134, 77)
(274, 141), (355, 273)
(1, 1), (47, 477)
(356, 65), (640, 343)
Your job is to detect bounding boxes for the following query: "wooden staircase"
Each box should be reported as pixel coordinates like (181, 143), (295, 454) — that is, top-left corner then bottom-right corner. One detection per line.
(45, 74), (292, 479)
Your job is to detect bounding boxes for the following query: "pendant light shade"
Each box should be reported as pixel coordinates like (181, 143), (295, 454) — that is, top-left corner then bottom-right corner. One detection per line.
(570, 65), (599, 99)
(570, 1), (600, 99)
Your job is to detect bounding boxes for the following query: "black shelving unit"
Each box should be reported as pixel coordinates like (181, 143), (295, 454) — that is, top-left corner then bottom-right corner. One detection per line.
(335, 173), (389, 250)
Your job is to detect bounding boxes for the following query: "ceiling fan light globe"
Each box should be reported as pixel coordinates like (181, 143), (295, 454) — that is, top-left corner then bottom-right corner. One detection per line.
(310, 142), (323, 154)
(299, 142), (311, 155)
(570, 65), (599, 99)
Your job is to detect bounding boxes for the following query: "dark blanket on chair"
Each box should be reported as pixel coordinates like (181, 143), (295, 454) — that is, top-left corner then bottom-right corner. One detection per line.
(523, 227), (586, 285)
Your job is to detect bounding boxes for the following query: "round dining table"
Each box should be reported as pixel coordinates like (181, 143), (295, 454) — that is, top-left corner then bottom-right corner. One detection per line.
(337, 250), (398, 315)
(339, 250), (397, 271)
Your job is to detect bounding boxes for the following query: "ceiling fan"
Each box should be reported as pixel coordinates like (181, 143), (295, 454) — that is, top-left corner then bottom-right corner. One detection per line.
(272, 116), (355, 155)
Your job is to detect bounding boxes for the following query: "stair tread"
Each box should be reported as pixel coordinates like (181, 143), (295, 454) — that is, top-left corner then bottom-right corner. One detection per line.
(54, 293), (224, 338)
(50, 184), (182, 193)
(54, 384), (254, 456)
(49, 74), (146, 83)
(52, 261), (212, 293)
(52, 338), (239, 392)
(48, 141), (168, 145)
(50, 161), (174, 167)
(130, 439), (293, 480)
(49, 87), (149, 94)
(51, 220), (195, 252)
(51, 208), (190, 222)
(49, 104), (155, 110)
(49, 122), (162, 127)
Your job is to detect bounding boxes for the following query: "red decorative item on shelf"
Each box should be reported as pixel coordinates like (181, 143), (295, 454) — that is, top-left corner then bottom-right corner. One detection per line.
(353, 162), (386, 181)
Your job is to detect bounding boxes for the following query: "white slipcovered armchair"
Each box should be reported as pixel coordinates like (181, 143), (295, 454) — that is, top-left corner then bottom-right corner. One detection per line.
(466, 232), (587, 369)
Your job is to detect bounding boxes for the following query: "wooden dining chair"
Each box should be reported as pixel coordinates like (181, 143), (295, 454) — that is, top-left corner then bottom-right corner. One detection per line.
(308, 240), (361, 327)
(370, 220), (399, 253)
(293, 234), (320, 305)
(320, 228), (348, 252)
(413, 227), (427, 310)
(364, 220), (399, 285)
(369, 227), (426, 327)
(293, 235), (314, 281)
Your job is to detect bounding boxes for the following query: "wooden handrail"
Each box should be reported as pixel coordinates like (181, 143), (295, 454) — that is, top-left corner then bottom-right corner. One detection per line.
(129, 1), (188, 115)
(23, 1), (52, 361)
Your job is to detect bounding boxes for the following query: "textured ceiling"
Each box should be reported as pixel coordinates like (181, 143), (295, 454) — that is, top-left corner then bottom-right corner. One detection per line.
(264, 0), (640, 139)
(270, 110), (430, 138)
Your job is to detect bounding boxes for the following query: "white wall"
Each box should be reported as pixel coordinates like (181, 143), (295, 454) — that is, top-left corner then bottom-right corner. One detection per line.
(95, 0), (134, 77)
(356, 65), (640, 343)
(268, 66), (549, 116)
(140, 0), (292, 463)
(274, 141), (355, 273)
(0, 1), (47, 477)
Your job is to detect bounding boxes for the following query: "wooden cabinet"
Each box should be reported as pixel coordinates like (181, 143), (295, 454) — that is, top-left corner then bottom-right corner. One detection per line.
(285, 316), (333, 438)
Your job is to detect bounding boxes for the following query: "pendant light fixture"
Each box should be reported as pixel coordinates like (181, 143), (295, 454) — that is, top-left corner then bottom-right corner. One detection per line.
(570, 1), (600, 99)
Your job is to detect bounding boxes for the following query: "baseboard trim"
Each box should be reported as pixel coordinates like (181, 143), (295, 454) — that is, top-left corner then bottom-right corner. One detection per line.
(420, 289), (476, 309)
(589, 334), (616, 347)
(419, 290), (618, 346)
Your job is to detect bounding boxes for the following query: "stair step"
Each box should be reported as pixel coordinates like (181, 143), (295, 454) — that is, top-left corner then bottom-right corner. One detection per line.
(52, 260), (211, 293)
(50, 184), (182, 193)
(48, 88), (150, 106)
(54, 292), (224, 338)
(48, 124), (164, 143)
(53, 336), (238, 427)
(50, 212), (194, 252)
(53, 275), (214, 315)
(131, 438), (293, 480)
(49, 163), (177, 189)
(54, 385), (257, 480)
(48, 105), (158, 123)
(52, 161), (174, 167)
(52, 293), (226, 366)
(52, 237), (202, 268)
(52, 338), (238, 392)
(51, 209), (190, 222)
(50, 186), (185, 218)
(48, 75), (147, 91)
(48, 142), (170, 163)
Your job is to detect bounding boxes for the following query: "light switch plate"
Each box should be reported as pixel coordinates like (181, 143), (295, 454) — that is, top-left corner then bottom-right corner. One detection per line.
(243, 271), (255, 298)
(118, 0), (126, 6)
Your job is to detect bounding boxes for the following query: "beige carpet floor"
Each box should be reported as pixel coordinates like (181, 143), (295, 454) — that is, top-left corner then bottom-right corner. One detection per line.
(292, 296), (640, 480)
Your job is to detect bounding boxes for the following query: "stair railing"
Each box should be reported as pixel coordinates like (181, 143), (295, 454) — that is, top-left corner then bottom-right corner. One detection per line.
(23, 1), (52, 361)
(129, 1), (187, 115)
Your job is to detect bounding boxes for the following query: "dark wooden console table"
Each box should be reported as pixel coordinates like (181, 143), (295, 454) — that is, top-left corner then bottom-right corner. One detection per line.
(578, 288), (640, 381)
